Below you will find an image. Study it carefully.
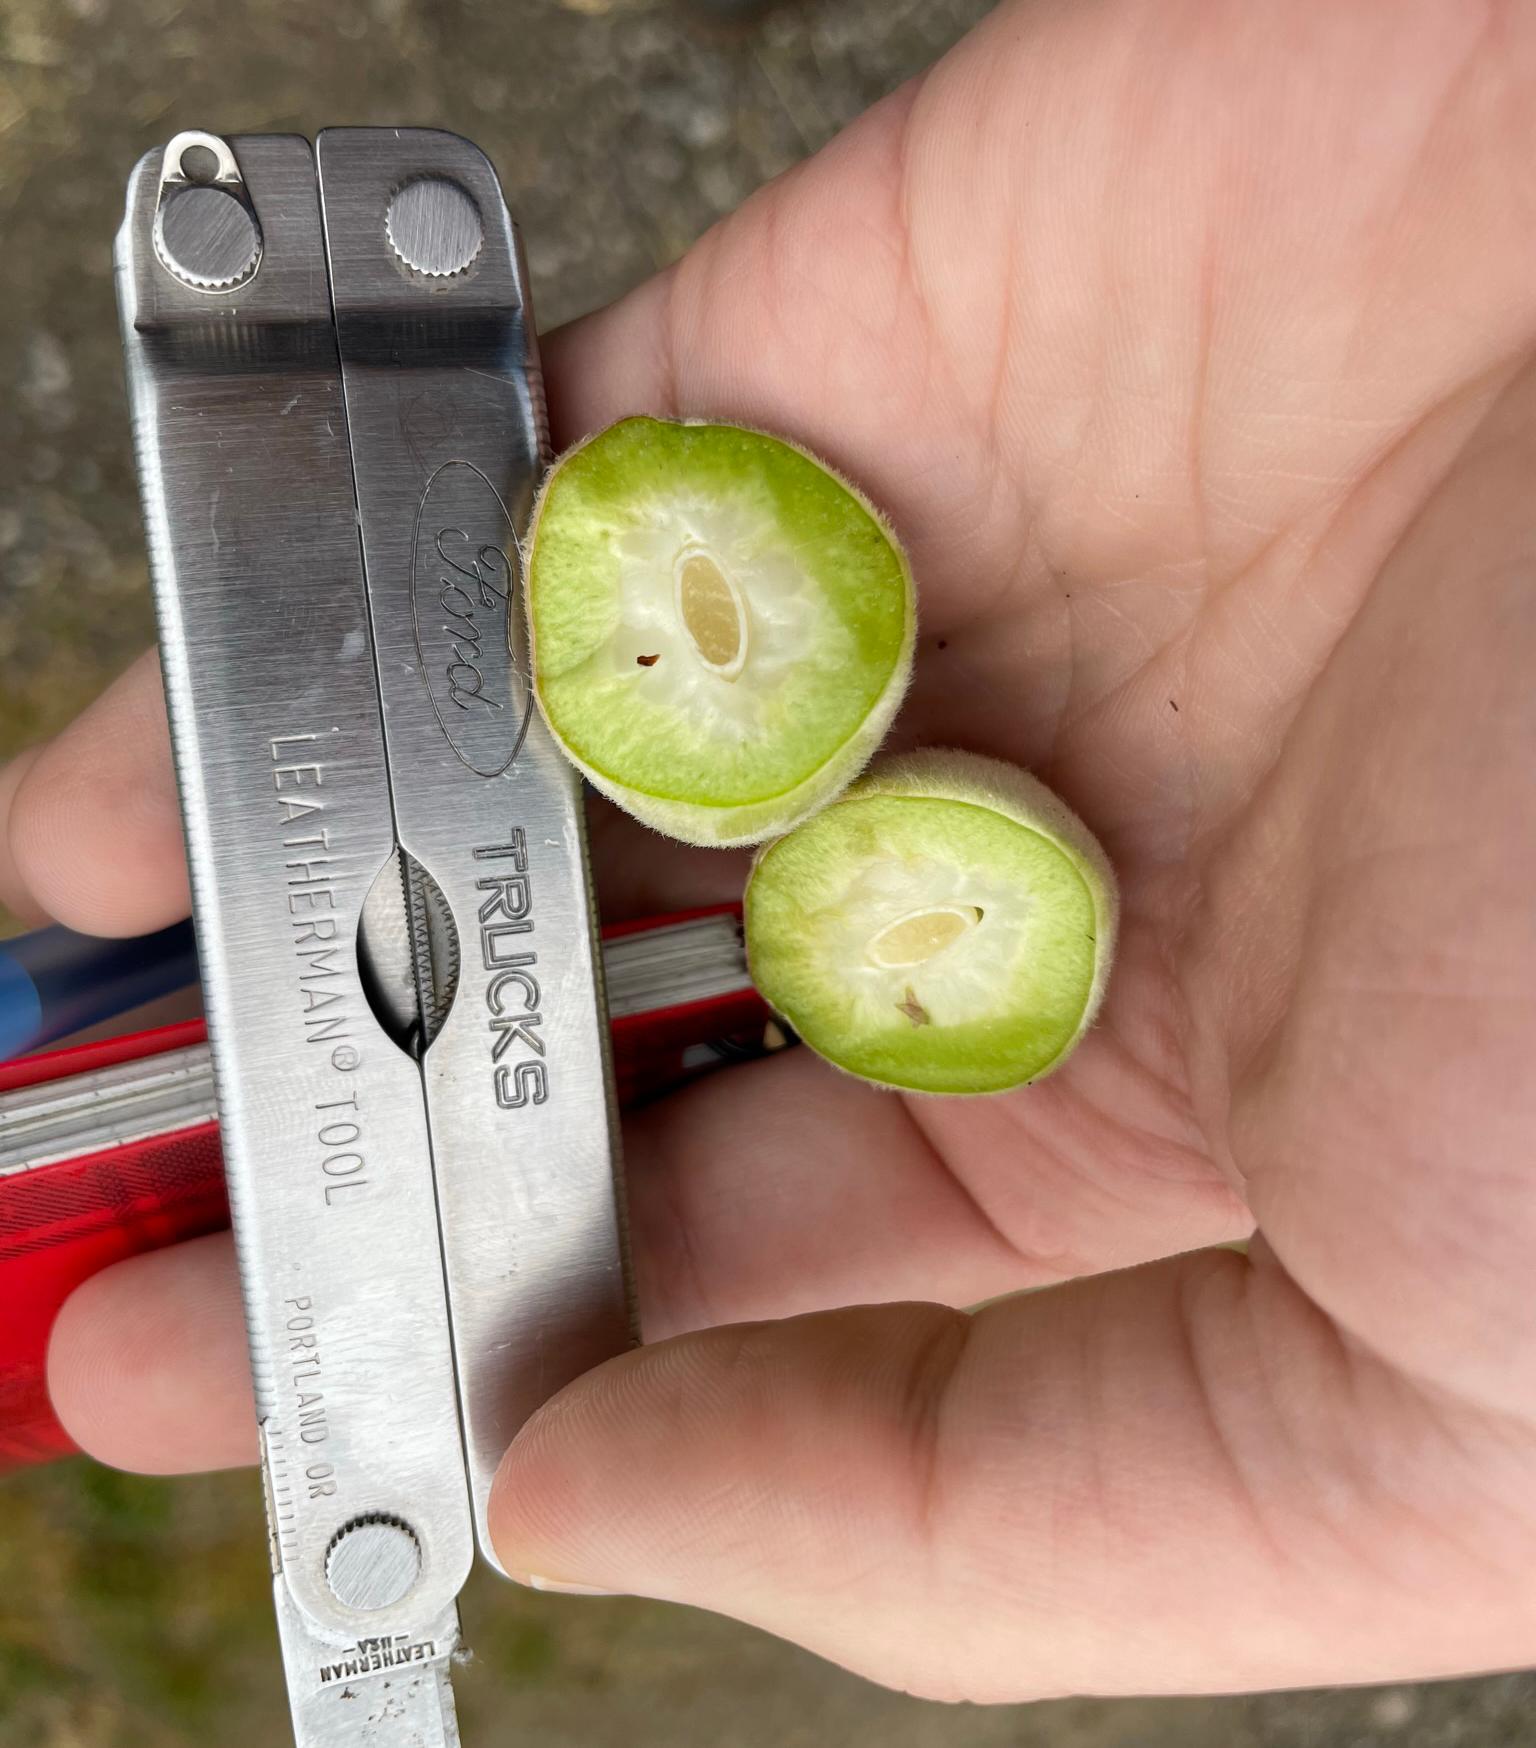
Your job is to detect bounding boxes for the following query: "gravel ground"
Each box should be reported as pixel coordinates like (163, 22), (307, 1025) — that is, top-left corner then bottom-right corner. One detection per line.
(1, 1), (1533, 1743)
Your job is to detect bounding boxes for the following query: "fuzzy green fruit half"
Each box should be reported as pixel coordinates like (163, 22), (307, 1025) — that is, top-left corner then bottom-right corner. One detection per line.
(744, 749), (1118, 1095)
(527, 417), (915, 847)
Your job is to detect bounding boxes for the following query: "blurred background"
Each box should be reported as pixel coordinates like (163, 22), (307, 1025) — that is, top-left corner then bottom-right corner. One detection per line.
(1, 0), (1533, 1742)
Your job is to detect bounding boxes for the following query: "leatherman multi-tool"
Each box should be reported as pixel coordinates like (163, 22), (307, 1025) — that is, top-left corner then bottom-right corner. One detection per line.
(117, 128), (634, 1743)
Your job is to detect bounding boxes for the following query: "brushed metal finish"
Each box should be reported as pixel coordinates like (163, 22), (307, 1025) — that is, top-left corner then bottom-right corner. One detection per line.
(325, 1517), (423, 1612)
(118, 125), (637, 1743)
(117, 130), (475, 1730)
(276, 1583), (461, 1748)
(152, 129), (262, 292)
(385, 177), (484, 278)
(317, 128), (635, 1571)
(155, 185), (261, 289)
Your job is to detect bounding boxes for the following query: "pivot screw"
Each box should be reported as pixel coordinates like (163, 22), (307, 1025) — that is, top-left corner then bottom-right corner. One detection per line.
(386, 178), (484, 279)
(154, 185), (261, 291)
(324, 1515), (422, 1612)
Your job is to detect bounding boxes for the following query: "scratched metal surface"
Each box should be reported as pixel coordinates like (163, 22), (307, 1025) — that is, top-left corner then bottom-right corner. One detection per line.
(120, 132), (476, 1738)
(4, 1), (1536, 1745)
(316, 126), (632, 1569)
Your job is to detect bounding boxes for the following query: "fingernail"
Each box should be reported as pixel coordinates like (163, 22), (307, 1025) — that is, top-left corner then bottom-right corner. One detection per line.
(519, 1572), (624, 1597)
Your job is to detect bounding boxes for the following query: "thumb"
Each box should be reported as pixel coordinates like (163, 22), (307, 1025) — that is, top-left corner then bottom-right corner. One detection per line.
(486, 1259), (1536, 1704)
(490, 1301), (978, 1692)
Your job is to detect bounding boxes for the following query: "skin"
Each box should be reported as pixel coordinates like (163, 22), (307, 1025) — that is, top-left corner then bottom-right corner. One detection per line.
(6, 0), (1535, 1705)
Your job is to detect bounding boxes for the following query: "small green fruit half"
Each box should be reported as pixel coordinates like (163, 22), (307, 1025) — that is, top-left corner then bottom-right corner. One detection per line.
(744, 749), (1118, 1094)
(527, 417), (915, 847)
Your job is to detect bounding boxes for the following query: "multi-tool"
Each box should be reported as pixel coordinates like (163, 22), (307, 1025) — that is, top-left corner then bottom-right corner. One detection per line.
(113, 125), (635, 1743)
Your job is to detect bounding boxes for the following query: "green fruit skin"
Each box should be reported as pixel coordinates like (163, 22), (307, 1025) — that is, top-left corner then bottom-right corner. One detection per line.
(744, 748), (1119, 1095)
(526, 417), (916, 849)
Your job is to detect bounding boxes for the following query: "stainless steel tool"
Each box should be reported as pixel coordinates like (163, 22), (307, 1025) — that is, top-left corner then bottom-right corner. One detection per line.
(116, 127), (635, 1745)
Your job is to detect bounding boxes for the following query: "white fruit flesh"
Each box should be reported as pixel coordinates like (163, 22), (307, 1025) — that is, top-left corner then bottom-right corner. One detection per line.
(816, 849), (1034, 1034)
(601, 491), (818, 742)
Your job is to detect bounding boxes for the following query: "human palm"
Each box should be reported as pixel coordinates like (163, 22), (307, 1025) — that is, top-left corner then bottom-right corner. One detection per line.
(6, 0), (1534, 1704)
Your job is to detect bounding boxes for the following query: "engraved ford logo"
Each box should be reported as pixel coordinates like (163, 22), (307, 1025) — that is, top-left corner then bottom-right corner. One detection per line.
(411, 459), (534, 778)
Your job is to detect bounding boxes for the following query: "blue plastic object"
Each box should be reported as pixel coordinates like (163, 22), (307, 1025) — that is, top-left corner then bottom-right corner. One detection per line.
(0, 920), (200, 1062)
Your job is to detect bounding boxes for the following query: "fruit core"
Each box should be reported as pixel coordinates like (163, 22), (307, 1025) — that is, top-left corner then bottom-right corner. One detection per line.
(866, 904), (983, 970)
(676, 549), (749, 680)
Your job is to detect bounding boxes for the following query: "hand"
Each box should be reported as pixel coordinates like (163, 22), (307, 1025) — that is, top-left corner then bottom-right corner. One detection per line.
(11, 0), (1535, 1704)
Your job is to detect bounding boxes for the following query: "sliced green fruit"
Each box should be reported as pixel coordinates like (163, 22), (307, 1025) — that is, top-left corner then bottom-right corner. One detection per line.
(744, 749), (1118, 1094)
(526, 416), (915, 847)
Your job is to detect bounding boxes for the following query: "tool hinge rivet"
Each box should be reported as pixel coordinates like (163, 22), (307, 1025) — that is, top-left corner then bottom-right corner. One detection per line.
(386, 177), (484, 278)
(324, 1515), (423, 1612)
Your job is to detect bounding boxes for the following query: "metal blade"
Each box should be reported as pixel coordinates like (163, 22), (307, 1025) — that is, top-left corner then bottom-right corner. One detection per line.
(357, 852), (423, 1052)
(358, 849), (460, 1054)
